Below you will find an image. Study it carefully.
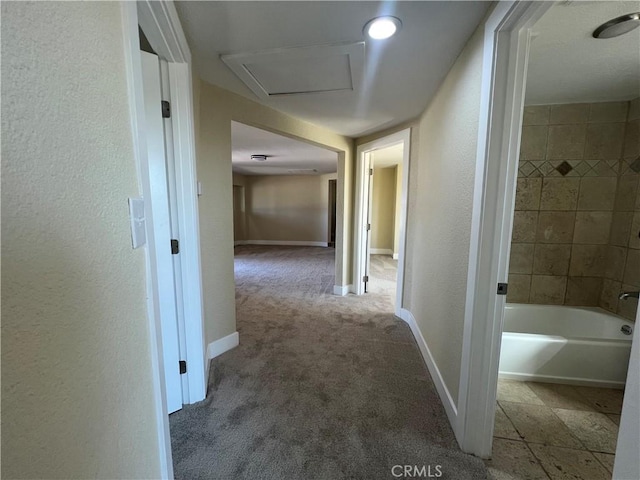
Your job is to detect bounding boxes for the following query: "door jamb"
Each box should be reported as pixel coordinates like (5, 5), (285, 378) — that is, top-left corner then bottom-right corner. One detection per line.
(122, 2), (205, 477)
(353, 129), (411, 317)
(455, 0), (554, 456)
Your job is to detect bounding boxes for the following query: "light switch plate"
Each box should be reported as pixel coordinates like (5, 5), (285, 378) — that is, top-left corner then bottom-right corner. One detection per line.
(128, 197), (146, 249)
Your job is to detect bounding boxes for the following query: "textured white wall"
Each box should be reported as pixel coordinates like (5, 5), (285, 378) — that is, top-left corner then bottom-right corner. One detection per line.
(197, 82), (353, 344)
(1, 2), (161, 478)
(403, 27), (485, 404)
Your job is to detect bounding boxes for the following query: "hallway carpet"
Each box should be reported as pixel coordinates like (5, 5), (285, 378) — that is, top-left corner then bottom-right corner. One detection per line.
(170, 246), (487, 479)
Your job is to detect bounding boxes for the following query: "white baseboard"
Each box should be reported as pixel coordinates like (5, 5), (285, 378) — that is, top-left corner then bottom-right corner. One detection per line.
(241, 240), (329, 247)
(333, 284), (351, 296)
(207, 332), (239, 360)
(234, 240), (247, 246)
(399, 308), (458, 428)
(370, 248), (393, 255)
(392, 253), (399, 260)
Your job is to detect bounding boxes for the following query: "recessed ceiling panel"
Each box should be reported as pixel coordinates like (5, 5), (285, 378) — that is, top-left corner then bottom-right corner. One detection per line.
(222, 42), (364, 99)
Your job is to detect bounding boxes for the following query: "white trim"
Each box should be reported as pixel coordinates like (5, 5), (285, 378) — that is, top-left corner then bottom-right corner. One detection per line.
(122, 4), (172, 478)
(207, 332), (240, 360)
(240, 240), (329, 247)
(456, 1), (554, 457)
(353, 128), (411, 319)
(399, 308), (458, 426)
(234, 240), (248, 246)
(392, 253), (399, 260)
(333, 284), (351, 296)
(370, 248), (393, 255)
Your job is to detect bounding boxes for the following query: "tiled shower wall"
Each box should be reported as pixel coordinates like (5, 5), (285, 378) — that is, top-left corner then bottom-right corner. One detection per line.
(507, 100), (640, 320)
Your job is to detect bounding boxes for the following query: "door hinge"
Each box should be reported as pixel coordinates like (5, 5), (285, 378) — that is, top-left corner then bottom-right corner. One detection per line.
(179, 360), (187, 374)
(497, 283), (508, 295)
(363, 275), (369, 283)
(161, 100), (171, 118)
(171, 239), (179, 254)
(369, 168), (373, 175)
(366, 223), (371, 231)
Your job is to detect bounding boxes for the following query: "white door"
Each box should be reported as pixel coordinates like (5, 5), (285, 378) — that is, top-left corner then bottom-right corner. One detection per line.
(361, 152), (374, 293)
(141, 51), (183, 414)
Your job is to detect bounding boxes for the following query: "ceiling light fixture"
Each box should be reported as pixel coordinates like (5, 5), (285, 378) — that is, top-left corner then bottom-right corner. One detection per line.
(593, 13), (640, 39)
(251, 154), (268, 162)
(363, 16), (402, 40)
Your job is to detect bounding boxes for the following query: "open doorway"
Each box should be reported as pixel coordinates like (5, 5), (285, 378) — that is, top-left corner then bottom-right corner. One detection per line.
(354, 129), (410, 316)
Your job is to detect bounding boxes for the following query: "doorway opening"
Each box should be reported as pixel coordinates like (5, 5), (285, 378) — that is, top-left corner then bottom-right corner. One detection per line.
(354, 129), (410, 316)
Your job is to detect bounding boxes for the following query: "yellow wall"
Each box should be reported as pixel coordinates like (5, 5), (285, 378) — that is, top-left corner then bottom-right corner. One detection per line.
(197, 82), (354, 345)
(244, 174), (336, 243)
(370, 167), (397, 251)
(2, 2), (161, 477)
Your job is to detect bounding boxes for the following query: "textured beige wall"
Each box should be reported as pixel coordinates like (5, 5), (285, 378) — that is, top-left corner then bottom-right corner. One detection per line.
(402, 27), (485, 404)
(233, 186), (246, 241)
(245, 175), (334, 242)
(370, 167), (397, 251)
(393, 165), (403, 256)
(2, 2), (161, 478)
(508, 101), (640, 321)
(197, 82), (353, 344)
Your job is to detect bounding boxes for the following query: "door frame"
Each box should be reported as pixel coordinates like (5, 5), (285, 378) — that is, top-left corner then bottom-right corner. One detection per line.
(122, 2), (205, 477)
(353, 128), (410, 317)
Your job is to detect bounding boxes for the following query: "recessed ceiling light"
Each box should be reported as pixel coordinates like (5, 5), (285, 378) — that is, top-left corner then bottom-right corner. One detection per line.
(593, 13), (640, 39)
(364, 16), (402, 40)
(251, 154), (268, 162)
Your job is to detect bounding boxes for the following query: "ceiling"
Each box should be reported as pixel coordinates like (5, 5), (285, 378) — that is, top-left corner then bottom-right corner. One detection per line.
(175, 1), (492, 137)
(231, 122), (337, 175)
(526, 1), (640, 105)
(372, 143), (403, 169)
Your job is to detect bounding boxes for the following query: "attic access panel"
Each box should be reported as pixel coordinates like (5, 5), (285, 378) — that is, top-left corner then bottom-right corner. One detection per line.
(221, 42), (365, 99)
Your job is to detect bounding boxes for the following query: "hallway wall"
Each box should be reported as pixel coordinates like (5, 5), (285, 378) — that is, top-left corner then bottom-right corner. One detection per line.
(2, 2), (161, 478)
(197, 82), (354, 345)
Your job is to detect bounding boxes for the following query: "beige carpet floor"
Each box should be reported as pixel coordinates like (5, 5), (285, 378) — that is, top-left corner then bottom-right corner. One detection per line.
(169, 245), (487, 479)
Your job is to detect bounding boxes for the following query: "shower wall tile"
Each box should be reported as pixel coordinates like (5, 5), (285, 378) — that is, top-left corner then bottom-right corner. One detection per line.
(507, 274), (531, 303)
(533, 244), (571, 276)
(521, 126), (548, 160)
(510, 100), (639, 315)
(589, 102), (628, 124)
(513, 211), (538, 243)
(547, 125), (586, 159)
(530, 275), (566, 304)
(573, 212), (612, 245)
(540, 178), (579, 210)
(550, 104), (589, 124)
(515, 178), (542, 210)
(569, 245), (606, 277)
(523, 106), (550, 126)
(509, 243), (534, 274)
(536, 211), (575, 243)
(577, 177), (617, 211)
(565, 277), (602, 307)
(584, 124), (625, 160)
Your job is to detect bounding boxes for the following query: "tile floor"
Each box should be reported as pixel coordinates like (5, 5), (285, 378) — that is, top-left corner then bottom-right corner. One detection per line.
(485, 379), (624, 480)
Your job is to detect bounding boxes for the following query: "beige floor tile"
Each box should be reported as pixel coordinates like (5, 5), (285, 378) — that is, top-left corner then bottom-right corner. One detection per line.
(606, 414), (620, 426)
(485, 438), (549, 480)
(495, 404), (521, 440)
(552, 409), (618, 454)
(592, 452), (615, 474)
(529, 444), (611, 480)
(500, 402), (583, 448)
(498, 380), (544, 405)
(573, 387), (624, 414)
(525, 382), (595, 411)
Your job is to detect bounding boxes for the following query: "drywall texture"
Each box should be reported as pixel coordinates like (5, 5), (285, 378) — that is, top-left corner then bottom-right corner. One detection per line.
(1, 2), (160, 478)
(197, 81), (353, 344)
(402, 26), (485, 404)
(233, 185), (246, 242)
(370, 167), (397, 252)
(393, 164), (403, 256)
(243, 174), (335, 243)
(508, 100), (640, 320)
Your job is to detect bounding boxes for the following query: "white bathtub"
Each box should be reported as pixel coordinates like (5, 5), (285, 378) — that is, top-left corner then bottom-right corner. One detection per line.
(499, 304), (634, 388)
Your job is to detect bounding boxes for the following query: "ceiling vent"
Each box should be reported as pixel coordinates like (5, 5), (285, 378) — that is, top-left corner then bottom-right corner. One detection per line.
(221, 42), (365, 100)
